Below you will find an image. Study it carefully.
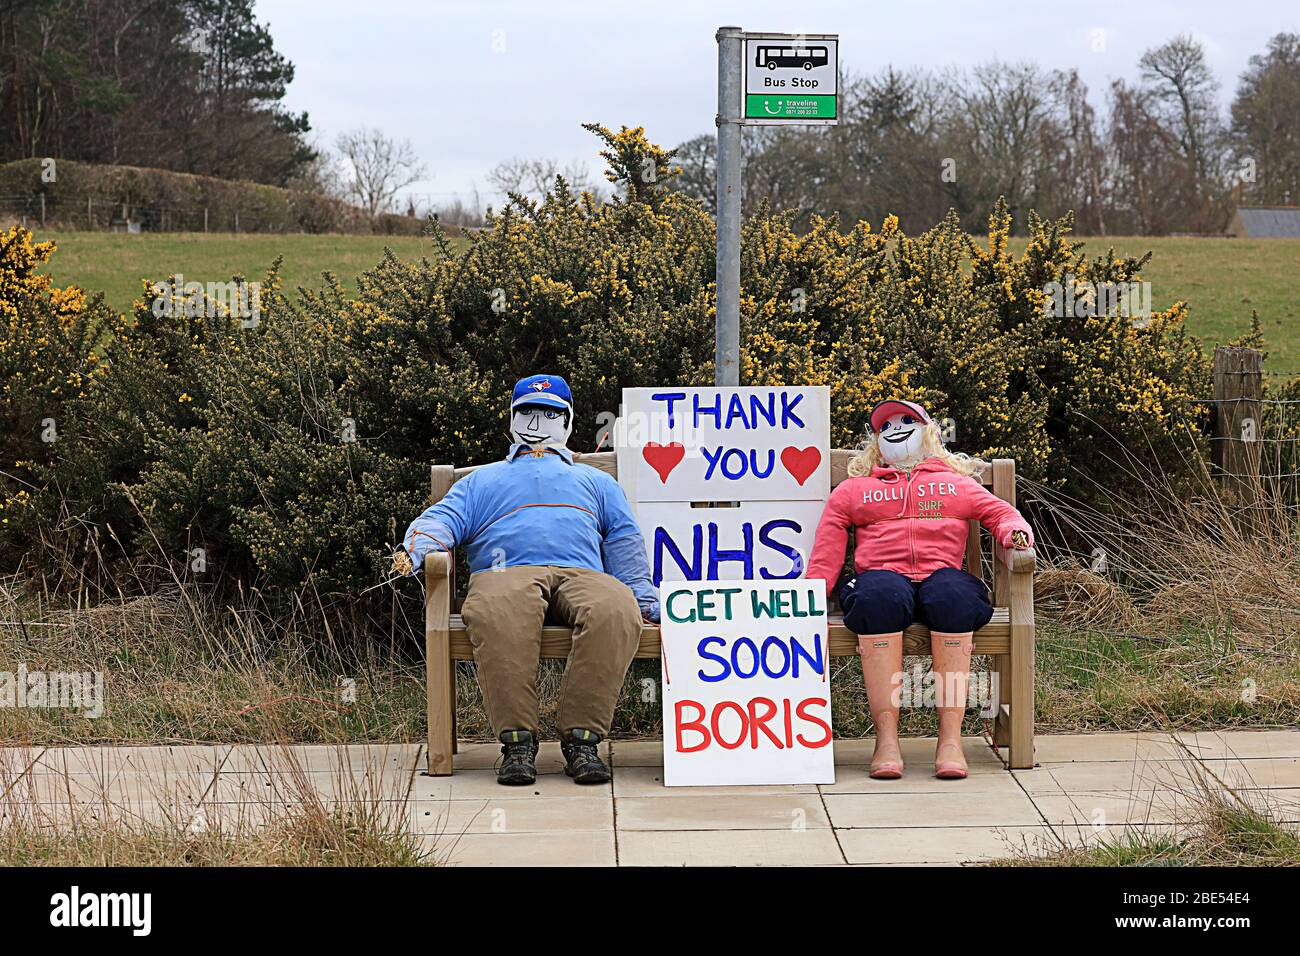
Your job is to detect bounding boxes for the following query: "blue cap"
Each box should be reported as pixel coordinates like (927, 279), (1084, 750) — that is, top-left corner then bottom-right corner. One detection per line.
(511, 374), (573, 412)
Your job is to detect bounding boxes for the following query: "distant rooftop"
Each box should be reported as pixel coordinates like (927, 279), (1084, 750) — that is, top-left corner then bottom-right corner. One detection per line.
(1232, 205), (1300, 238)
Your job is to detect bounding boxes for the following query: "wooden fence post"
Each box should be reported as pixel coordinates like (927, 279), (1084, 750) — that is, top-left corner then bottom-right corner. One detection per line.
(1211, 346), (1263, 508)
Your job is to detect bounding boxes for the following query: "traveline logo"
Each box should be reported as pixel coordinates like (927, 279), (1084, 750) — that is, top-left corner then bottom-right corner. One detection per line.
(50, 886), (151, 937)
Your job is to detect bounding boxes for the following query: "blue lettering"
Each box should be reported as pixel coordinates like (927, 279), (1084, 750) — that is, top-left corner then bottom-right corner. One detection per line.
(791, 633), (826, 677)
(697, 636), (730, 682)
(650, 392), (686, 429)
(720, 448), (748, 479)
(725, 393), (750, 429)
(750, 393), (777, 428)
(701, 445), (723, 479)
(694, 393), (722, 428)
(758, 519), (804, 579)
(750, 448), (775, 478)
(654, 525), (701, 586)
(760, 636), (792, 678)
(780, 392), (806, 429)
(708, 522), (754, 578)
(731, 637), (760, 678)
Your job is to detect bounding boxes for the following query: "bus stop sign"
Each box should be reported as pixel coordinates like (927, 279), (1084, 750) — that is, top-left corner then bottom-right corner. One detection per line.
(742, 33), (838, 124)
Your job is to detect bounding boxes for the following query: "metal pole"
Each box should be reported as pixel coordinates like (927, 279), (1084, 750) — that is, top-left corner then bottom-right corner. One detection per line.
(714, 25), (743, 387)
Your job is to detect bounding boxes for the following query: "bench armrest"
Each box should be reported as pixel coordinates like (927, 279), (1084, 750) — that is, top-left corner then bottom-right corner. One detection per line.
(423, 550), (451, 580)
(996, 544), (1036, 574)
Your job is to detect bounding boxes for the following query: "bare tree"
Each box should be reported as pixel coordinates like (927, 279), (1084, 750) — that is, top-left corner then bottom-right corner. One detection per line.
(487, 157), (599, 200)
(335, 126), (428, 214)
(1139, 35), (1222, 191)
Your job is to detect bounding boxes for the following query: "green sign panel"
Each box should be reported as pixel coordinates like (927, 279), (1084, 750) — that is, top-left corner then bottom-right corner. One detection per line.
(744, 94), (837, 120)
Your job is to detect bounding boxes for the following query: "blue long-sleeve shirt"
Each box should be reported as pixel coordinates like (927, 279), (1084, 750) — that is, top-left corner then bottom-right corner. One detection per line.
(401, 444), (659, 621)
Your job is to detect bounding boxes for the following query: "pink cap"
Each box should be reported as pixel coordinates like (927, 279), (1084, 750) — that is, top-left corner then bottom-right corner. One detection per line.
(869, 399), (931, 434)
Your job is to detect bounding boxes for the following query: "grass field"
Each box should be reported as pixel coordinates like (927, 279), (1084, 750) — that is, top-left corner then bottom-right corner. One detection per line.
(32, 230), (444, 315)
(32, 230), (1300, 375)
(1009, 235), (1300, 375)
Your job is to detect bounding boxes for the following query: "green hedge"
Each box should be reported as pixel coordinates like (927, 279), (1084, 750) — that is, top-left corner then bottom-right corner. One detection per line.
(0, 158), (429, 235)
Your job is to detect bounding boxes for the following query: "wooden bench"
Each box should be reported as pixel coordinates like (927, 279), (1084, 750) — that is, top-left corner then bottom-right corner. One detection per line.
(424, 450), (1036, 774)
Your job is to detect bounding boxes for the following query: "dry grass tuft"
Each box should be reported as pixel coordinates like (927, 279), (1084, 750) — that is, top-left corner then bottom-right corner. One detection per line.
(0, 744), (434, 866)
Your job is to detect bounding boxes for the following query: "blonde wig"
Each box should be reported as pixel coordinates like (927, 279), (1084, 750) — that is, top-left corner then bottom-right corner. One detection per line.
(847, 419), (987, 478)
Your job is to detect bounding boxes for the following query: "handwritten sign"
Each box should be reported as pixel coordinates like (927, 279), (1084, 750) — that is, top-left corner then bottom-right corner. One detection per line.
(637, 499), (823, 587)
(660, 580), (835, 786)
(617, 386), (830, 502)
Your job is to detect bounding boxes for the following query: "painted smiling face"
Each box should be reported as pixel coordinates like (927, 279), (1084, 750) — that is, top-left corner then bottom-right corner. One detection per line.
(510, 403), (572, 448)
(877, 411), (926, 467)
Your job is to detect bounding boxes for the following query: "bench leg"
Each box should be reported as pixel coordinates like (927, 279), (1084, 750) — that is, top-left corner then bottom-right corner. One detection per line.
(992, 655), (1011, 748)
(425, 554), (454, 776)
(1006, 574), (1035, 770)
(450, 658), (458, 755)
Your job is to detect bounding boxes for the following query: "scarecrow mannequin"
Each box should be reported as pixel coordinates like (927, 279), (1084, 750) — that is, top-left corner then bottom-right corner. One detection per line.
(391, 374), (657, 786)
(806, 400), (1032, 779)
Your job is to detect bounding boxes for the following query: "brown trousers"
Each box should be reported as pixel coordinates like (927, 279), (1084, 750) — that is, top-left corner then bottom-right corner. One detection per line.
(460, 566), (642, 738)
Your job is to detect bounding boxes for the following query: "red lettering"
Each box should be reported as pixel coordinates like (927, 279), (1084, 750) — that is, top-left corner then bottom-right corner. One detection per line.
(711, 701), (748, 749)
(675, 700), (710, 752)
(795, 697), (833, 748)
(747, 696), (785, 749)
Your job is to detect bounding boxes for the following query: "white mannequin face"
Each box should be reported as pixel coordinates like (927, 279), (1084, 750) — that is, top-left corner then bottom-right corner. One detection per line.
(510, 404), (572, 447)
(877, 411), (926, 467)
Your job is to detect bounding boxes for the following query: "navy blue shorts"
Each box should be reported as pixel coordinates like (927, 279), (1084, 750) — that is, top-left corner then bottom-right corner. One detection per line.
(838, 568), (993, 635)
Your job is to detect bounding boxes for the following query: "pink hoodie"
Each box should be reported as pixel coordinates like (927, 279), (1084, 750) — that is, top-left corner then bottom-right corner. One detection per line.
(805, 457), (1033, 595)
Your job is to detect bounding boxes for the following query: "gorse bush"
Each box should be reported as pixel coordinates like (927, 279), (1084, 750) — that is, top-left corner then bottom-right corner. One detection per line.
(1, 124), (1241, 605)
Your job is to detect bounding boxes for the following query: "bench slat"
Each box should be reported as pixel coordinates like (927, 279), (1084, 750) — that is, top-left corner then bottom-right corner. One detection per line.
(435, 608), (1010, 660)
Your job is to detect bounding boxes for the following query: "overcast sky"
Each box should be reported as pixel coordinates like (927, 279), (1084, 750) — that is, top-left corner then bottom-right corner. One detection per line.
(258, 0), (1295, 210)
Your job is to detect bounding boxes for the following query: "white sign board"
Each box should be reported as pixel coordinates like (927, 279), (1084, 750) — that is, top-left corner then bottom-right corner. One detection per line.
(637, 499), (824, 588)
(660, 580), (835, 786)
(743, 33), (839, 125)
(617, 386), (830, 502)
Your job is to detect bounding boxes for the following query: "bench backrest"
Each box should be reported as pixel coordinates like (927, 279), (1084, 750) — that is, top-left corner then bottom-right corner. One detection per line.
(430, 450), (1019, 610)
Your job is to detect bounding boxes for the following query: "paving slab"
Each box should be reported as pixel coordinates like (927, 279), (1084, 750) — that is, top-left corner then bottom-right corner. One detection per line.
(5, 771), (219, 806)
(412, 765), (611, 801)
(1032, 732), (1182, 763)
(821, 763), (1026, 795)
(221, 743), (422, 774)
(1202, 757), (1300, 789)
(1051, 822), (1190, 850)
(618, 827), (844, 866)
(1175, 730), (1300, 760)
(613, 764), (820, 797)
(824, 790), (1044, 828)
(837, 825), (1057, 864)
(615, 793), (830, 831)
(30, 745), (231, 776)
(431, 830), (617, 866)
(409, 793), (613, 836)
(1013, 758), (1213, 795)
(1030, 790), (1205, 828)
(609, 739), (666, 767)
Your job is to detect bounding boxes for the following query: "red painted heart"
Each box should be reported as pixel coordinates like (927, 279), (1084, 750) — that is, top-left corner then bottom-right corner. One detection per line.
(643, 442), (686, 483)
(780, 446), (822, 486)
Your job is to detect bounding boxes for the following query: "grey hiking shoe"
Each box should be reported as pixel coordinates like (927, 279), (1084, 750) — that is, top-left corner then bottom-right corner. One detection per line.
(496, 729), (539, 786)
(560, 729), (611, 784)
